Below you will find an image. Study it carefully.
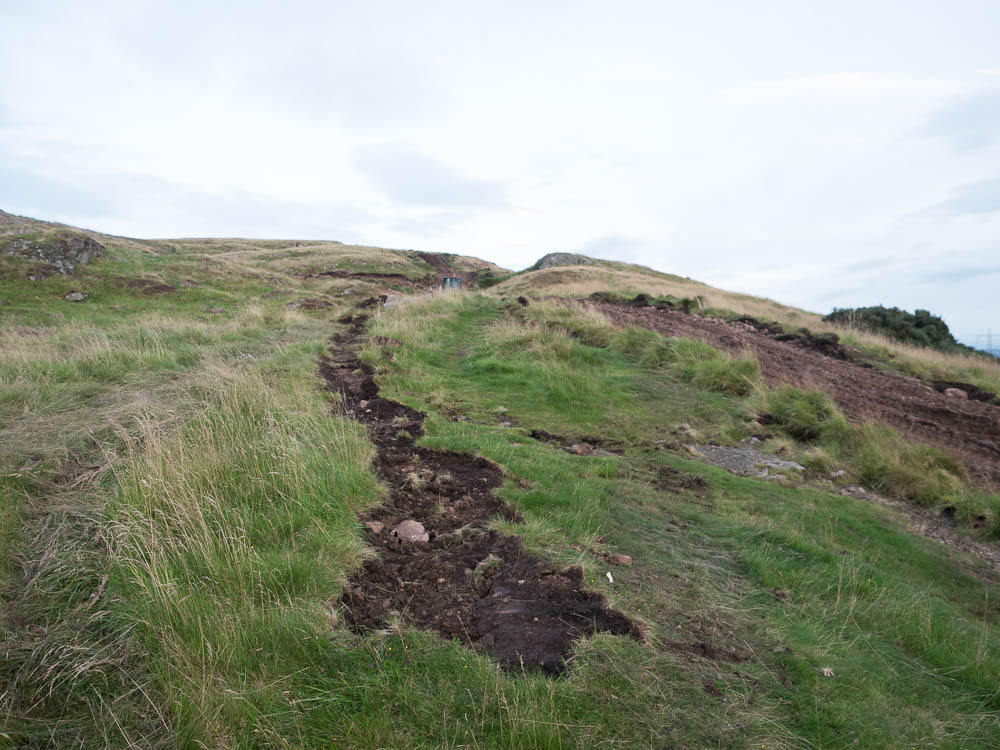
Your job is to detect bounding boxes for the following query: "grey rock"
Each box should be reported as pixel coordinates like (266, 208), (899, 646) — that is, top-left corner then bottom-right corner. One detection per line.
(530, 252), (597, 271)
(392, 519), (429, 543)
(695, 444), (804, 478)
(3, 232), (104, 274)
(65, 291), (86, 302)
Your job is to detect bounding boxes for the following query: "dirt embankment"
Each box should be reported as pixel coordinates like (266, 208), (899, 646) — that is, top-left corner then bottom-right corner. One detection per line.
(297, 253), (485, 290)
(590, 299), (1000, 488)
(320, 309), (639, 673)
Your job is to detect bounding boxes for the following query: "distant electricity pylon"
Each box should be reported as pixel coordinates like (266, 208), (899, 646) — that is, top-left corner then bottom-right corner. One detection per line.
(976, 329), (1000, 357)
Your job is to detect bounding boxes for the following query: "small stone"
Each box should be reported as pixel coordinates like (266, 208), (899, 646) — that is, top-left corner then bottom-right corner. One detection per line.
(437, 577), (446, 584)
(65, 291), (86, 302)
(606, 553), (632, 567)
(830, 469), (846, 478)
(364, 521), (384, 534)
(945, 387), (968, 400)
(392, 519), (429, 543)
(359, 400), (369, 408)
(569, 444), (589, 455)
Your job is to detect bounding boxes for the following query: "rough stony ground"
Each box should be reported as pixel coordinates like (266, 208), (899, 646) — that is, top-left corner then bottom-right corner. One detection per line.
(592, 299), (1000, 488)
(320, 308), (640, 673)
(694, 443), (805, 478)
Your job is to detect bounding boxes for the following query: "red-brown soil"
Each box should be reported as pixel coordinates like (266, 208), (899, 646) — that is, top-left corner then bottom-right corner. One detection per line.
(320, 307), (640, 673)
(590, 299), (1000, 488)
(126, 278), (176, 294)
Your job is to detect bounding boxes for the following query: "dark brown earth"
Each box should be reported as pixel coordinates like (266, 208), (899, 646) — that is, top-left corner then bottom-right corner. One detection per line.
(320, 307), (640, 673)
(126, 278), (176, 294)
(590, 298), (1000, 488)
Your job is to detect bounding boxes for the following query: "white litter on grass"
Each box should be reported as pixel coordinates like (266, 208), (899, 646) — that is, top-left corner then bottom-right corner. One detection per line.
(606, 571), (614, 584)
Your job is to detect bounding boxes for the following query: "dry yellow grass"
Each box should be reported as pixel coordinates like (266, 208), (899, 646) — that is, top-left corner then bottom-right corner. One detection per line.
(494, 264), (1000, 393)
(493, 265), (819, 326)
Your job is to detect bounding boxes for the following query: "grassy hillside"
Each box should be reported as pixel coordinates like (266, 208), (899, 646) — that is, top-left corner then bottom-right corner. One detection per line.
(493, 261), (1000, 397)
(3, 213), (1000, 748)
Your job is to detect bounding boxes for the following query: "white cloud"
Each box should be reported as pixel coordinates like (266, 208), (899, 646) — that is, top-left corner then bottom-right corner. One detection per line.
(1, 0), (999, 337)
(730, 72), (968, 104)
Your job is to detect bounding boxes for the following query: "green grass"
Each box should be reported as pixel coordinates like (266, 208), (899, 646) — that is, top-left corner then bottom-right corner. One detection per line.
(356, 293), (1000, 748)
(753, 384), (1000, 532)
(5, 249), (1000, 749)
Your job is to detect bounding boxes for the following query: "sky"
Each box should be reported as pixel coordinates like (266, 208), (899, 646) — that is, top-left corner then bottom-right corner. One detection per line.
(2, 1), (999, 345)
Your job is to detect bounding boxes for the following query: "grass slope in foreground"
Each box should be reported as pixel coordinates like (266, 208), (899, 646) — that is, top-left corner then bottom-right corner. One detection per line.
(2, 226), (1000, 747)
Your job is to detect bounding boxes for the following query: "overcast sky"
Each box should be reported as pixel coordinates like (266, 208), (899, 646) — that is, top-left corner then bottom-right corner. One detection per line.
(2, 1), (999, 344)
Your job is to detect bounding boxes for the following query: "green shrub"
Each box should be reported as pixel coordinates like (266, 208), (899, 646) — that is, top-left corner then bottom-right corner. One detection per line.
(824, 305), (981, 356)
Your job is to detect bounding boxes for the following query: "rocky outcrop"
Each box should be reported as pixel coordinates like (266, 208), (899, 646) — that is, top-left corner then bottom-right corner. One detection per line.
(530, 252), (596, 271)
(3, 232), (104, 274)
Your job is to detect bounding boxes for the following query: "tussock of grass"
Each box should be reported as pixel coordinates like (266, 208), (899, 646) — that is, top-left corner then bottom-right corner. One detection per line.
(109, 364), (378, 744)
(753, 384), (1000, 532)
(752, 384), (848, 441)
(609, 326), (761, 395)
(515, 299), (616, 348)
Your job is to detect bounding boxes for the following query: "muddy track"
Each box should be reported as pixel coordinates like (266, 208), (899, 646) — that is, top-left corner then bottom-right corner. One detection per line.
(320, 311), (639, 673)
(591, 299), (1000, 488)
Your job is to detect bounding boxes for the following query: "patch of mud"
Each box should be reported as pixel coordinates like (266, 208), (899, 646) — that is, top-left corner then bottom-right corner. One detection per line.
(693, 444), (805, 479)
(773, 329), (848, 360)
(655, 466), (710, 491)
(126, 278), (176, 294)
(26, 263), (58, 280)
(288, 297), (332, 310)
(662, 639), (746, 662)
(590, 298), (1000, 488)
(527, 429), (624, 456)
(321, 313), (640, 673)
(932, 380), (1000, 405)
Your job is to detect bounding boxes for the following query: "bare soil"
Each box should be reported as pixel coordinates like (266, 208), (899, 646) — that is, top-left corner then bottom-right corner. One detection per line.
(126, 278), (176, 294)
(591, 299), (1000, 488)
(320, 308), (640, 673)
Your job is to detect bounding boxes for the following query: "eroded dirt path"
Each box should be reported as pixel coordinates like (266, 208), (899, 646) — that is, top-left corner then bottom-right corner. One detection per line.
(591, 299), (1000, 488)
(320, 311), (639, 673)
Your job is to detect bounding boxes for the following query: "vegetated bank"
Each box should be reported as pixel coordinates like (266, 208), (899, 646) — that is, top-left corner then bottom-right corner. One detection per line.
(3, 211), (1000, 748)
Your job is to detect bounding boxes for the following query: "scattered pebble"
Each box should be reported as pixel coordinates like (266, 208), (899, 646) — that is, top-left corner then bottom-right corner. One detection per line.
(392, 519), (429, 543)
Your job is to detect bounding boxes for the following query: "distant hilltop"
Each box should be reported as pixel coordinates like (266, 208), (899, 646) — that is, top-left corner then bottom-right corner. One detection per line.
(528, 252), (597, 271)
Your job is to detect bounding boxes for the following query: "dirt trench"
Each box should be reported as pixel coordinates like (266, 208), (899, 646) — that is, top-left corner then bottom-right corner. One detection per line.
(590, 299), (1000, 488)
(320, 311), (639, 673)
